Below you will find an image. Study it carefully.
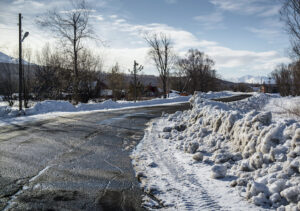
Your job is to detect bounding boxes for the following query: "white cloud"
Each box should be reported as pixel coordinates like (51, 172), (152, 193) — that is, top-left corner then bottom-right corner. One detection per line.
(91, 15), (104, 21)
(94, 17), (290, 76)
(194, 12), (224, 30)
(246, 27), (280, 39)
(206, 46), (290, 76)
(60, 9), (97, 14)
(12, 0), (25, 5)
(109, 15), (118, 19)
(259, 4), (281, 17)
(210, 0), (281, 17)
(12, 0), (44, 7)
(245, 18), (287, 43)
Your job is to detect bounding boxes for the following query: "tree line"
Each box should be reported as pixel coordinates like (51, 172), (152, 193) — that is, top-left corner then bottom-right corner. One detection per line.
(272, 0), (300, 96)
(0, 0), (220, 106)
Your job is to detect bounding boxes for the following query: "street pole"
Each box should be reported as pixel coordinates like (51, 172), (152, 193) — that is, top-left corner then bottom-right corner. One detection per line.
(18, 13), (23, 111)
(134, 61), (137, 103)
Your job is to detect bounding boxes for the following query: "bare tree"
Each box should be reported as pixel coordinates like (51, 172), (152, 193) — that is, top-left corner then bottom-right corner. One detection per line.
(0, 64), (17, 106)
(281, 0), (300, 57)
(177, 49), (216, 94)
(128, 60), (143, 102)
(35, 44), (72, 100)
(169, 69), (187, 93)
(77, 48), (103, 102)
(145, 33), (175, 98)
(272, 64), (292, 96)
(108, 63), (125, 101)
(22, 46), (35, 108)
(37, 0), (95, 103)
(292, 61), (300, 95)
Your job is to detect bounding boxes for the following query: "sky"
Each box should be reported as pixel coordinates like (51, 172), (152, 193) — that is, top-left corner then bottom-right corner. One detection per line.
(0, 0), (292, 80)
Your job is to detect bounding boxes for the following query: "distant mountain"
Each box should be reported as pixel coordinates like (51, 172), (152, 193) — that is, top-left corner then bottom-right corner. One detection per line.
(228, 75), (275, 84)
(0, 51), (30, 65)
(0, 51), (18, 64)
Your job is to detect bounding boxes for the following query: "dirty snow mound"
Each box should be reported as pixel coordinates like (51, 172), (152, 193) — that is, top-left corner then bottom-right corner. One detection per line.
(132, 91), (300, 210)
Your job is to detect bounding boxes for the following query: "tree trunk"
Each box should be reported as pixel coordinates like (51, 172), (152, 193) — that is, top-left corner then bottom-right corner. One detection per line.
(73, 25), (79, 104)
(134, 72), (137, 102)
(163, 77), (167, 99)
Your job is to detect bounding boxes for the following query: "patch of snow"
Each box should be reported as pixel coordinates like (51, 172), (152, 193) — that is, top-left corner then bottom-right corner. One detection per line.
(263, 96), (300, 120)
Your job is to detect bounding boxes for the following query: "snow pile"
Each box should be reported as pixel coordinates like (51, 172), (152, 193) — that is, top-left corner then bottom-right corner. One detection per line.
(190, 92), (270, 112)
(0, 105), (12, 117)
(132, 92), (300, 210)
(76, 96), (190, 111)
(193, 90), (244, 100)
(0, 91), (244, 120)
(0, 95), (191, 121)
(26, 100), (76, 115)
(77, 99), (119, 110)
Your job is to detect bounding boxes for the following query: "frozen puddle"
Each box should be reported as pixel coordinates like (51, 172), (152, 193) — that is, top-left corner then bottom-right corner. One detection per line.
(131, 119), (269, 211)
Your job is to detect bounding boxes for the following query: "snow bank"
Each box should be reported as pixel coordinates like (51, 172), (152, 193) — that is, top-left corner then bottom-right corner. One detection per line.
(0, 105), (12, 117)
(194, 90), (245, 100)
(0, 91), (244, 120)
(77, 96), (190, 111)
(0, 96), (191, 122)
(26, 100), (76, 115)
(132, 91), (300, 210)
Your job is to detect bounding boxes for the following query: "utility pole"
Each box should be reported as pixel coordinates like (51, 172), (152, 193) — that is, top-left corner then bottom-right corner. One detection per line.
(19, 13), (23, 111)
(18, 13), (29, 112)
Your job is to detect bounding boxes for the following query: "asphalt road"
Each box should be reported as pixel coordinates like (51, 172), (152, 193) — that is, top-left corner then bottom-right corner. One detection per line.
(0, 103), (190, 211)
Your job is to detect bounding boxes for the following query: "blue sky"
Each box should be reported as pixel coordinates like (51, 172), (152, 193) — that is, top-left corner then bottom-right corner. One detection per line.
(0, 0), (291, 80)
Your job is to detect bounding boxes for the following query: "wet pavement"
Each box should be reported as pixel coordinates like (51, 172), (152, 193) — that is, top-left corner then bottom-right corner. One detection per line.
(0, 103), (190, 211)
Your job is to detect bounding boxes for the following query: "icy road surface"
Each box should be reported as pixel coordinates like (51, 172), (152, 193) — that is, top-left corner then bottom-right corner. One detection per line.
(0, 103), (190, 211)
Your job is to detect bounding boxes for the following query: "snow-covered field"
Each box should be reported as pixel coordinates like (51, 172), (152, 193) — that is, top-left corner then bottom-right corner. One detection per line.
(0, 95), (191, 126)
(131, 92), (300, 210)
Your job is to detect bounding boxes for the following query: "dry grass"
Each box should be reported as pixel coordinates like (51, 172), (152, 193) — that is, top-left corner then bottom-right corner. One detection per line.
(285, 105), (300, 118)
(273, 100), (300, 119)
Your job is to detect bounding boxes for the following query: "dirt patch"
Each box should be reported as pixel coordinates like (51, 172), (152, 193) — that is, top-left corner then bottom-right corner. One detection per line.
(96, 189), (145, 211)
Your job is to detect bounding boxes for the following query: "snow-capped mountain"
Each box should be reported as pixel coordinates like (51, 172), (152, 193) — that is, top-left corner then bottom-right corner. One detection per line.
(0, 51), (18, 64)
(0, 51), (31, 65)
(228, 75), (275, 84)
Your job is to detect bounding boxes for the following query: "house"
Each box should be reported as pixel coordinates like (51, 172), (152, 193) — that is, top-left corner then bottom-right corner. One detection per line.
(260, 84), (278, 93)
(100, 89), (113, 97)
(144, 83), (161, 97)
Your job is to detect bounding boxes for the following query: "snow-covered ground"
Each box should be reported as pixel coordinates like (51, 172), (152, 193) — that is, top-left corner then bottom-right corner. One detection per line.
(263, 96), (300, 121)
(131, 92), (300, 210)
(0, 95), (191, 127)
